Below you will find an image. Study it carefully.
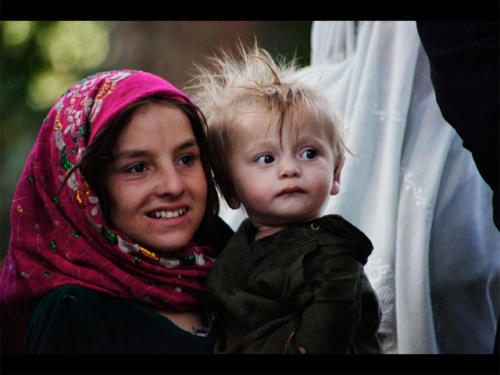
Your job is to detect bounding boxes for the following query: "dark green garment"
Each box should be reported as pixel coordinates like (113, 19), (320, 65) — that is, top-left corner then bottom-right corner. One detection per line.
(24, 217), (234, 354)
(204, 215), (382, 354)
(25, 284), (216, 353)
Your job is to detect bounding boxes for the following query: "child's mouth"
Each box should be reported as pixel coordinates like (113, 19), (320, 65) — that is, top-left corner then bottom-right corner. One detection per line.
(277, 186), (306, 196)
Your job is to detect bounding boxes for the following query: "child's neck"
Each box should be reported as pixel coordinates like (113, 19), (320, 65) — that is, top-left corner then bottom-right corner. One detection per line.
(253, 223), (288, 241)
(251, 213), (323, 241)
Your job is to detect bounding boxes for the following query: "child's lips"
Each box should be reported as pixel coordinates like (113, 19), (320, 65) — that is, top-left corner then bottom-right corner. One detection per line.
(276, 186), (306, 196)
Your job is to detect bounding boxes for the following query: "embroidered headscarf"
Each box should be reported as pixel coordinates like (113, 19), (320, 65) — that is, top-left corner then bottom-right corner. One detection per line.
(0, 70), (216, 326)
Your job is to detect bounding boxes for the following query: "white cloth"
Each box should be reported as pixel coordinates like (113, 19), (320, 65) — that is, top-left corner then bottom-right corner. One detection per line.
(218, 21), (500, 353)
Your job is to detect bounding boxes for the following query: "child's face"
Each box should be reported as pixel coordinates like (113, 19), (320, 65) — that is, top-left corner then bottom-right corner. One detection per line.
(228, 107), (340, 228)
(105, 102), (207, 253)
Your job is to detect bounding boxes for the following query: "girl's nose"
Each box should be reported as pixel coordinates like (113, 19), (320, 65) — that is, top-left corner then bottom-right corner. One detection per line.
(154, 165), (185, 197)
(279, 157), (301, 178)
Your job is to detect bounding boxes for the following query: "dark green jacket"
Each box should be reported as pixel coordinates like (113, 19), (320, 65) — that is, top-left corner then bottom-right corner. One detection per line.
(204, 215), (382, 354)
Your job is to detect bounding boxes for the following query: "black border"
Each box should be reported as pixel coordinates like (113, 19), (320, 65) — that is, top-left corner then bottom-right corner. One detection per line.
(0, 1), (499, 21)
(1, 354), (499, 374)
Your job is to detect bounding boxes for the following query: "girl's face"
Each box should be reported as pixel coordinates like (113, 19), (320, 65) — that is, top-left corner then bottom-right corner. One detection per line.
(105, 102), (207, 253)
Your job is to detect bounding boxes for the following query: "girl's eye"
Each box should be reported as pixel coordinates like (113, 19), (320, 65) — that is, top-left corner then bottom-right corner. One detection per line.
(178, 154), (195, 166)
(255, 154), (275, 165)
(299, 149), (317, 160)
(125, 163), (146, 174)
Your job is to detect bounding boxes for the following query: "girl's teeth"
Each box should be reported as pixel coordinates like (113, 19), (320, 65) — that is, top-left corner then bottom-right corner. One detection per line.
(152, 209), (186, 219)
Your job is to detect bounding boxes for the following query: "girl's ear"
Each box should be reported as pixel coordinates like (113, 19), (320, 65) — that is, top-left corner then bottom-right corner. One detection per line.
(228, 197), (241, 209)
(221, 184), (241, 209)
(330, 153), (345, 196)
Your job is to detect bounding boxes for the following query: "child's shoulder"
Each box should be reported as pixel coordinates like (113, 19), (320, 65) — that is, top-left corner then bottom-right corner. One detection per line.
(317, 214), (369, 240)
(308, 215), (373, 262)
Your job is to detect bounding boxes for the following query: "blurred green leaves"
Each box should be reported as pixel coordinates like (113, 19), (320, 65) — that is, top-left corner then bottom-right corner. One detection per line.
(0, 21), (111, 256)
(28, 21), (110, 109)
(2, 21), (111, 111)
(2, 21), (32, 48)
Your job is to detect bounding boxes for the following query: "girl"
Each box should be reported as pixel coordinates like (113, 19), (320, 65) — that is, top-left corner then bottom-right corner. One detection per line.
(0, 70), (233, 353)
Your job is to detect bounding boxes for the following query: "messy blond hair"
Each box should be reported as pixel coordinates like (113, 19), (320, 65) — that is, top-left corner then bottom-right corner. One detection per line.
(188, 42), (347, 205)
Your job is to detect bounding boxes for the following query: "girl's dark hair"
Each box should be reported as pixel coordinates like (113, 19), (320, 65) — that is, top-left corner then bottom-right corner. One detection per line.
(78, 96), (219, 236)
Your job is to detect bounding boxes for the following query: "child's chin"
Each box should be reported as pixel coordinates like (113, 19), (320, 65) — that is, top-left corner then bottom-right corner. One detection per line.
(272, 212), (319, 225)
(282, 208), (320, 220)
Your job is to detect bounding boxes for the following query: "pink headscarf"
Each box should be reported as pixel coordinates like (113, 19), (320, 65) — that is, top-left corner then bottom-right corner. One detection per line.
(0, 70), (215, 326)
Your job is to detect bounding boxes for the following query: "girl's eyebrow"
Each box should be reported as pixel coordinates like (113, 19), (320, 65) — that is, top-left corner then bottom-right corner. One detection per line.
(174, 139), (198, 153)
(114, 150), (153, 160)
(114, 139), (198, 160)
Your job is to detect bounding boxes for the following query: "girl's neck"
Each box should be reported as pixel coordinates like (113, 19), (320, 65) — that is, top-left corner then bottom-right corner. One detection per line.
(156, 310), (202, 334)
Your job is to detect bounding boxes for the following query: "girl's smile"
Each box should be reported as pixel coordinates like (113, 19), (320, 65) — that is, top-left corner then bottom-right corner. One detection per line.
(146, 207), (187, 219)
(105, 102), (207, 253)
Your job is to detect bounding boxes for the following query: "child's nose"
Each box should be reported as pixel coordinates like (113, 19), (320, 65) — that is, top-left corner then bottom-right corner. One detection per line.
(279, 157), (301, 178)
(154, 165), (185, 197)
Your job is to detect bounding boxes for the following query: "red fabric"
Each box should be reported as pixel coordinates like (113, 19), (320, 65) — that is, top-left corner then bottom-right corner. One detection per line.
(0, 70), (214, 326)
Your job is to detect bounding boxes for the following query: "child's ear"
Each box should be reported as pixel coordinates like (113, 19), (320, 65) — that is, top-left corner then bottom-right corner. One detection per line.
(330, 153), (345, 196)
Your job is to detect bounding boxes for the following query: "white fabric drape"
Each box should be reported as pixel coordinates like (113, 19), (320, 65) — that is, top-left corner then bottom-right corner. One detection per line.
(218, 21), (500, 353)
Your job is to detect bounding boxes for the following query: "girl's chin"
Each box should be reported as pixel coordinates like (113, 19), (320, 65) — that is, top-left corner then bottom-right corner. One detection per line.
(148, 244), (189, 255)
(148, 236), (196, 254)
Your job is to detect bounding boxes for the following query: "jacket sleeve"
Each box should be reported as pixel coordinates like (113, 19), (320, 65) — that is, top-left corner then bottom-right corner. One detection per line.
(287, 246), (363, 354)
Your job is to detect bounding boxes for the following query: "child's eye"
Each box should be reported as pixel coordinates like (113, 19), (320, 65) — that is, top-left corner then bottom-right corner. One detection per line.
(125, 163), (146, 174)
(299, 149), (317, 160)
(255, 154), (275, 165)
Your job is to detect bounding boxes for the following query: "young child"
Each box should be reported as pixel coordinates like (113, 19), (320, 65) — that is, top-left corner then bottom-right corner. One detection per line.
(190, 46), (382, 354)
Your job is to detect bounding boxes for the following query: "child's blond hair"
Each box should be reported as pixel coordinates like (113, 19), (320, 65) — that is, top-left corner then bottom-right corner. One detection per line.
(188, 43), (347, 205)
